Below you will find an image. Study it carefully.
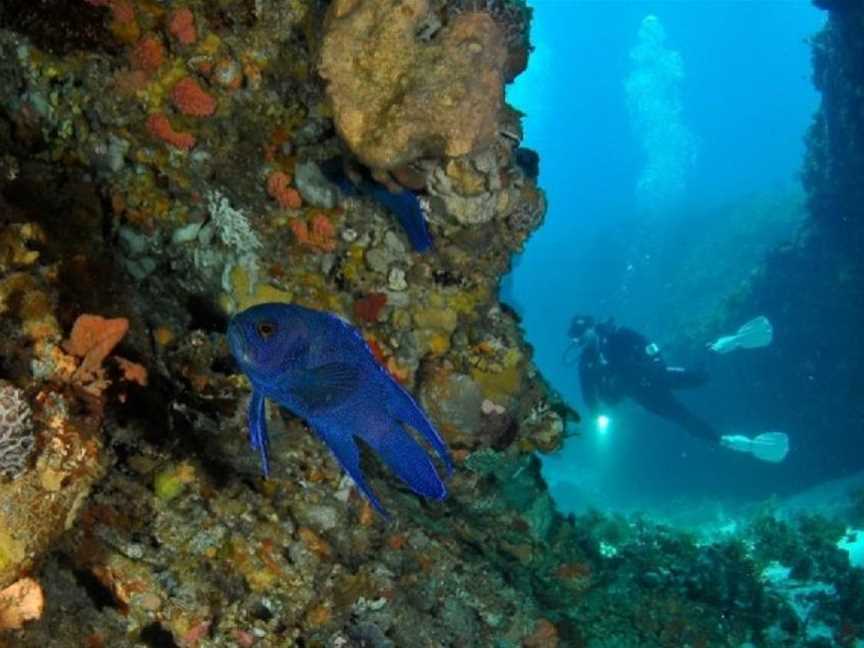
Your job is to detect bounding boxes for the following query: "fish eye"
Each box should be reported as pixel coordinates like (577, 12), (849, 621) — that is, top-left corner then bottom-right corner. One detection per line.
(256, 320), (277, 339)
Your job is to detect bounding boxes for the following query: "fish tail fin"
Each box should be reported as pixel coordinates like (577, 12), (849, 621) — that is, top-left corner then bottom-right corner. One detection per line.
(396, 203), (433, 252)
(371, 187), (433, 252)
(315, 425), (388, 517)
(388, 385), (453, 477)
(371, 423), (447, 501)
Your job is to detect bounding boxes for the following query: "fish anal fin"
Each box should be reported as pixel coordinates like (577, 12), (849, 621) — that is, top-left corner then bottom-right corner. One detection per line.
(314, 423), (388, 518)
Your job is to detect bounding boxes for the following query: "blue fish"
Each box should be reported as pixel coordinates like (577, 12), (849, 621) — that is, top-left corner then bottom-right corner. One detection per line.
(228, 302), (452, 516)
(319, 159), (433, 253)
(364, 184), (433, 253)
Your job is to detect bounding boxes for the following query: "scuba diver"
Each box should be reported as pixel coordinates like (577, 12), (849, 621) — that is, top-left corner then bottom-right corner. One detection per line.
(566, 315), (788, 463)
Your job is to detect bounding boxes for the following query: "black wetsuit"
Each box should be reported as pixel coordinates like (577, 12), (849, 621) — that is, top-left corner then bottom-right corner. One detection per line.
(579, 322), (719, 443)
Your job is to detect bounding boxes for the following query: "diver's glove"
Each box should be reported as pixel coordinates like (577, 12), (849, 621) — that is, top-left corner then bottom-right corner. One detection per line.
(720, 432), (789, 463)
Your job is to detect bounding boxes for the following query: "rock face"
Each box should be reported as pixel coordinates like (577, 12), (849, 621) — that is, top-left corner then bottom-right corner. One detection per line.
(805, 2), (864, 252)
(692, 1), (864, 488)
(319, 0), (509, 170)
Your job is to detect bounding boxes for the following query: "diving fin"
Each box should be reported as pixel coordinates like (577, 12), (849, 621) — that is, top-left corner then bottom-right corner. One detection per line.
(708, 316), (773, 353)
(721, 431), (789, 463)
(750, 431), (789, 463)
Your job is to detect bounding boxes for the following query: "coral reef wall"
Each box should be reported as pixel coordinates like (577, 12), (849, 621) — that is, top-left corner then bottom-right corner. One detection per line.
(0, 0), (578, 643)
(806, 0), (864, 254)
(698, 0), (864, 482)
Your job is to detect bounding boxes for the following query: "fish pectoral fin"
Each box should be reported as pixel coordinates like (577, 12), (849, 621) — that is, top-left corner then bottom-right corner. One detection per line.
(284, 362), (361, 413)
(248, 390), (271, 478)
(315, 424), (388, 517)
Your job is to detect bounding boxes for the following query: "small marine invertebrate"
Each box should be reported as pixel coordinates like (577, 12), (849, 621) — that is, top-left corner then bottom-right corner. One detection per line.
(168, 7), (197, 45)
(171, 77), (216, 117)
(147, 113), (196, 150)
(0, 381), (35, 480)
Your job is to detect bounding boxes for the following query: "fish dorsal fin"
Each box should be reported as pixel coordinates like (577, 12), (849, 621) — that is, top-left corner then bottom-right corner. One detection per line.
(286, 362), (361, 413)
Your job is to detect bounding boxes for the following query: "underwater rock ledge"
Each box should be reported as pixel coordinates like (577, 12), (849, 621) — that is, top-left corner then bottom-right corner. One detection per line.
(1, 0), (863, 646)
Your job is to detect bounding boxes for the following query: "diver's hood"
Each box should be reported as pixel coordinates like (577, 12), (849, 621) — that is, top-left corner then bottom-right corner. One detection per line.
(568, 315), (595, 339)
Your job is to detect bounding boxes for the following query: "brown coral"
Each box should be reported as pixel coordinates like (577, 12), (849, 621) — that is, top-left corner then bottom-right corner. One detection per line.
(523, 618), (559, 648)
(0, 577), (44, 630)
(290, 213), (337, 252)
(63, 314), (129, 380)
(319, 0), (509, 170)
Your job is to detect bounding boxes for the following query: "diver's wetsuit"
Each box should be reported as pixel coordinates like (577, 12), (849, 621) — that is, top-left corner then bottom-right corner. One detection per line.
(579, 322), (720, 443)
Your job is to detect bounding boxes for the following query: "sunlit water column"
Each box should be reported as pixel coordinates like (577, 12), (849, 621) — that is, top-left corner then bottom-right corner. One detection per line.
(624, 14), (697, 216)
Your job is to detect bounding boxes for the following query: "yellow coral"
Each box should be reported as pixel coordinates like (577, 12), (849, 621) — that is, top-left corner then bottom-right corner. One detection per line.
(0, 274), (60, 342)
(0, 530), (26, 574)
(428, 333), (451, 355)
(227, 266), (293, 312)
(197, 33), (223, 57)
(502, 347), (522, 368)
(340, 244), (366, 283)
(413, 307), (458, 333)
(470, 365), (521, 401)
(154, 462), (196, 501)
(0, 223), (45, 271)
(445, 158), (487, 195)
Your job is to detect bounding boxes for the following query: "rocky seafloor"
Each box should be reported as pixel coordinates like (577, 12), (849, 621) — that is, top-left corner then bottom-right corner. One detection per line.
(0, 0), (863, 646)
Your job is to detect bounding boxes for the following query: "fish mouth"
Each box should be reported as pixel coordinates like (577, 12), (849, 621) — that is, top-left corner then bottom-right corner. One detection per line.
(226, 319), (253, 366)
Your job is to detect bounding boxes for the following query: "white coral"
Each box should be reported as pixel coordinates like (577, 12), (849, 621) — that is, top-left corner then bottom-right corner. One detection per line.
(201, 190), (263, 302)
(205, 190), (262, 254)
(0, 382), (35, 480)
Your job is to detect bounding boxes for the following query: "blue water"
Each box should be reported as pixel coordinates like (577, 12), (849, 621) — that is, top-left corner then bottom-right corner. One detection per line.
(506, 1), (825, 518)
